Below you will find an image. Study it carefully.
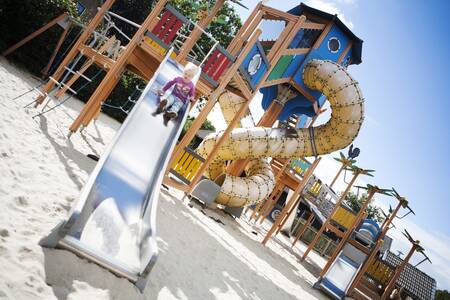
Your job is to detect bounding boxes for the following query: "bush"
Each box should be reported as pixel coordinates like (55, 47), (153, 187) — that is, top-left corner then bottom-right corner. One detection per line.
(0, 0), (78, 74)
(0, 0), (240, 125)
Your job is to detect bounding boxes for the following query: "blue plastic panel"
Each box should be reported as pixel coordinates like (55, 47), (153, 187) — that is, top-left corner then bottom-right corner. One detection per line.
(240, 41), (269, 90)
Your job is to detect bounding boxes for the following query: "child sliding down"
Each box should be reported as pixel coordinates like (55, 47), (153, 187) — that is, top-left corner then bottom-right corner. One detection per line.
(154, 62), (198, 126)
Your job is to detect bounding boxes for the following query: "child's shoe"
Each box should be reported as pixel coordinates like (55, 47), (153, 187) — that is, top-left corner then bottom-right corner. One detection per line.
(163, 111), (177, 126)
(153, 99), (167, 115)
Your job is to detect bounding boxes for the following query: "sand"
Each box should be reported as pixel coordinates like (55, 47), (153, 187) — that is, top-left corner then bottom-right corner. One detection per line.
(0, 57), (329, 300)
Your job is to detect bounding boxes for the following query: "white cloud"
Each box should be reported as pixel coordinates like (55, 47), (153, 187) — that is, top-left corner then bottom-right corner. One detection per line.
(304, 0), (355, 29)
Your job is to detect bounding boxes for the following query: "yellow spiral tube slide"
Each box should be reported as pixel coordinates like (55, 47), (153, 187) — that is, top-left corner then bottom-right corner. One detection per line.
(196, 59), (365, 207)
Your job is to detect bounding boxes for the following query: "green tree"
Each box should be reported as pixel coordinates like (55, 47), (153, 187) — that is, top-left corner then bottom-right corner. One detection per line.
(344, 191), (384, 223)
(180, 116), (216, 148)
(0, 0), (78, 74)
(169, 0), (242, 48)
(1, 0), (241, 123)
(436, 290), (450, 300)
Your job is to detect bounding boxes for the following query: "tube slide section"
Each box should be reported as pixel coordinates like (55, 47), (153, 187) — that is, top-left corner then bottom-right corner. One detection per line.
(196, 59), (364, 207)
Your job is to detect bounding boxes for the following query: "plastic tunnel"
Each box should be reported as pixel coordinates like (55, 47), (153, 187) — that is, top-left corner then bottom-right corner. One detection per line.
(196, 59), (364, 207)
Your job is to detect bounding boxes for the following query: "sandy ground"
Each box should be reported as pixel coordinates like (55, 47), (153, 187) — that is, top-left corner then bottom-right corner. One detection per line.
(0, 57), (329, 300)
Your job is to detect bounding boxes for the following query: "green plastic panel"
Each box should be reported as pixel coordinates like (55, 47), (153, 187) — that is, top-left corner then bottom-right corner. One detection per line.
(267, 55), (293, 81)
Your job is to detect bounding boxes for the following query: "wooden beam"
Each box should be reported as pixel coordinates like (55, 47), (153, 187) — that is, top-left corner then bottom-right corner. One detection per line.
(55, 38), (116, 99)
(35, 0), (116, 105)
(291, 80), (315, 102)
(227, 2), (262, 54)
(381, 244), (418, 300)
(232, 73), (252, 99)
(338, 41), (353, 64)
(282, 48), (309, 56)
(70, 0), (169, 131)
(231, 10), (264, 57)
(261, 5), (298, 22)
(301, 170), (360, 260)
(2, 14), (68, 57)
(176, 0), (225, 63)
(313, 20), (334, 49)
(165, 29), (262, 180)
(41, 21), (72, 78)
(260, 77), (291, 88)
(291, 213), (314, 247)
(301, 22), (325, 30)
(262, 157), (321, 245)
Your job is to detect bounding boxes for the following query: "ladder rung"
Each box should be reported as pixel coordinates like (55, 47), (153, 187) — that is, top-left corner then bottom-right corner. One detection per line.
(64, 66), (92, 82)
(49, 77), (77, 95)
(33, 88), (47, 97)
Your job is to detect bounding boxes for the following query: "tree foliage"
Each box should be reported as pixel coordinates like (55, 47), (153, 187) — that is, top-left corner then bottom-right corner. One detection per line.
(0, 0), (241, 123)
(0, 0), (78, 74)
(436, 290), (450, 300)
(169, 0), (242, 48)
(344, 191), (384, 223)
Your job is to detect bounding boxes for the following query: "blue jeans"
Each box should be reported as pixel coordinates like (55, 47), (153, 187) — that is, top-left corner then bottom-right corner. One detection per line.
(165, 94), (184, 117)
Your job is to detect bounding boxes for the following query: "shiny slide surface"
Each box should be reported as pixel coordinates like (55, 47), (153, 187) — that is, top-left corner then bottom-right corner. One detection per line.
(40, 50), (191, 291)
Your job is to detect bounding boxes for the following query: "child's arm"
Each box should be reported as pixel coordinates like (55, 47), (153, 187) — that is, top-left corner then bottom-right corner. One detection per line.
(188, 84), (195, 102)
(159, 78), (178, 94)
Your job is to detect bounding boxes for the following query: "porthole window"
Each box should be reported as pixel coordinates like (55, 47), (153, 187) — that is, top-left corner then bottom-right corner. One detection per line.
(248, 54), (262, 76)
(328, 37), (341, 53)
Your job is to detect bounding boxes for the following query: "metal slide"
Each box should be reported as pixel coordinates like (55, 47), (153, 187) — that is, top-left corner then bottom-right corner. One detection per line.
(40, 50), (193, 292)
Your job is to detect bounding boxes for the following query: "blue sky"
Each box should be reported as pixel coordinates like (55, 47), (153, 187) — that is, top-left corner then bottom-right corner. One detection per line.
(228, 0), (450, 290)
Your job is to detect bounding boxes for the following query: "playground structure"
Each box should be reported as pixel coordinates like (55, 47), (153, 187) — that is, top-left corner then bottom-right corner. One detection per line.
(31, 0), (364, 209)
(6, 0), (433, 297)
(1, 13), (74, 78)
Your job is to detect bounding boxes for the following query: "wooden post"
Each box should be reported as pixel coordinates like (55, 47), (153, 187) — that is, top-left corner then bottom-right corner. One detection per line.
(301, 169), (360, 260)
(261, 157), (320, 245)
(176, 0), (225, 63)
(2, 14), (68, 57)
(291, 213), (314, 247)
(41, 22), (72, 78)
(257, 187), (284, 224)
(329, 162), (345, 189)
(69, 0), (169, 131)
(275, 159), (321, 235)
(226, 2), (262, 55)
(250, 179), (281, 220)
(381, 244), (417, 300)
(347, 199), (403, 296)
(229, 11), (264, 57)
(165, 29), (262, 179)
(54, 36), (116, 98)
(252, 160), (289, 222)
(226, 15), (308, 177)
(319, 190), (376, 277)
(35, 0), (116, 105)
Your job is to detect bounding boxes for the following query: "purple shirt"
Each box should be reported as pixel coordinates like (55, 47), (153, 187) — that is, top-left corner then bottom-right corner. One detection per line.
(162, 77), (195, 103)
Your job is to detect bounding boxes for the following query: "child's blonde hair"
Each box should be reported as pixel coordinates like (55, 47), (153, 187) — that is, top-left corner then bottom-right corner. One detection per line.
(184, 62), (199, 78)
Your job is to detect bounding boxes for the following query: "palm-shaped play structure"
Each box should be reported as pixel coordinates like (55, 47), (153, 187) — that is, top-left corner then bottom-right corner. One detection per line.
(301, 164), (375, 261)
(380, 229), (431, 300)
(330, 145), (361, 188)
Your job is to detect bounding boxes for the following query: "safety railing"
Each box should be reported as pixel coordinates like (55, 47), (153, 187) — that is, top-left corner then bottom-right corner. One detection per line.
(143, 4), (189, 56)
(169, 147), (205, 184)
(331, 206), (357, 231)
(365, 258), (395, 287)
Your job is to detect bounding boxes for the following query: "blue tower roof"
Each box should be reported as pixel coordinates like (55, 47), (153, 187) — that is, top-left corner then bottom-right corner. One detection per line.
(288, 2), (363, 65)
